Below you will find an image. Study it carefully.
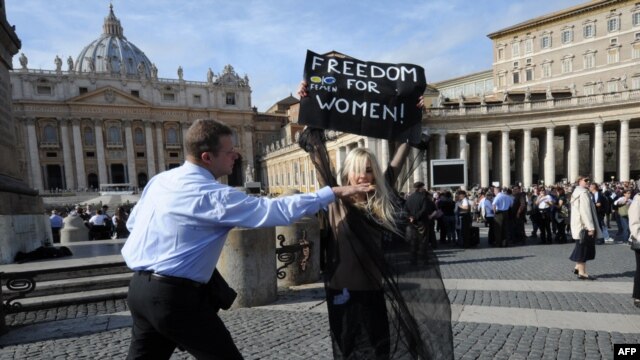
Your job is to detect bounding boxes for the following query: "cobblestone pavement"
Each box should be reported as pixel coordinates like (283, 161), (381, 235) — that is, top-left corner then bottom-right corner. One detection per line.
(0, 224), (638, 359)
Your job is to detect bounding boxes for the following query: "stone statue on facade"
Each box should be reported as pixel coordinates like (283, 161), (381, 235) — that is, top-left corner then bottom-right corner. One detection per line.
(480, 94), (487, 106)
(87, 57), (95, 72)
(243, 74), (250, 86)
(568, 83), (576, 97)
(137, 62), (145, 78)
(120, 61), (127, 77)
(245, 164), (254, 183)
(207, 68), (214, 83)
(524, 87), (531, 101)
(177, 66), (184, 80)
(620, 74), (628, 90)
(19, 52), (27, 70)
(597, 80), (604, 94)
(54, 55), (62, 73)
(105, 56), (113, 73)
(67, 56), (74, 72)
(545, 85), (553, 100)
(502, 91), (509, 103)
(436, 92), (445, 107)
(458, 93), (465, 108)
(151, 63), (158, 80)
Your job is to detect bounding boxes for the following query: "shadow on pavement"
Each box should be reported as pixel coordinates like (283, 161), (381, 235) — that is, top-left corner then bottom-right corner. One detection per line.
(438, 255), (535, 265)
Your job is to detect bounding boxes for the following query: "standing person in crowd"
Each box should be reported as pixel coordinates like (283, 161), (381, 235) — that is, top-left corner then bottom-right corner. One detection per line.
(424, 191), (439, 249)
(478, 190), (495, 246)
(628, 190), (640, 307)
(297, 81), (453, 359)
(456, 190), (472, 247)
(492, 187), (512, 247)
(121, 118), (373, 359)
(554, 186), (569, 243)
(511, 185), (527, 244)
(88, 209), (110, 240)
(438, 191), (456, 244)
(570, 176), (601, 280)
(528, 187), (541, 239)
(49, 209), (64, 244)
(590, 182), (613, 244)
(102, 205), (114, 238)
(112, 207), (130, 239)
(535, 187), (554, 244)
(614, 189), (633, 242)
(405, 182), (429, 262)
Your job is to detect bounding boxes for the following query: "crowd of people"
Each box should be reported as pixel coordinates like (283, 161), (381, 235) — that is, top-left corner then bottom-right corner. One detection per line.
(48, 204), (131, 242)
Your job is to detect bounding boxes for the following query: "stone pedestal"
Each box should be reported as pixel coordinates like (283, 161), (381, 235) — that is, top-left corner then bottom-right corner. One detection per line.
(217, 227), (277, 308)
(275, 217), (321, 287)
(61, 215), (90, 243)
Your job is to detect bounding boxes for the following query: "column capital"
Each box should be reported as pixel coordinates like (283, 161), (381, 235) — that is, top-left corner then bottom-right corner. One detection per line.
(545, 125), (555, 131)
(620, 118), (630, 124)
(58, 118), (69, 127)
(92, 118), (103, 126)
(70, 118), (81, 126)
(123, 119), (133, 127)
(25, 117), (36, 126)
(570, 124), (578, 130)
(594, 121), (604, 129)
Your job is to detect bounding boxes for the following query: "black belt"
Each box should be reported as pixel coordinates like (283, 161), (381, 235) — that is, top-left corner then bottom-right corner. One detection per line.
(136, 270), (204, 288)
(496, 210), (508, 213)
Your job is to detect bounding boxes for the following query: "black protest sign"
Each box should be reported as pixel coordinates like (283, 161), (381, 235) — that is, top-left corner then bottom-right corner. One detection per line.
(299, 50), (426, 142)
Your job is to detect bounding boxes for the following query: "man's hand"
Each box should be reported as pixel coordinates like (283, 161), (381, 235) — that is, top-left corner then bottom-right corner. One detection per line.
(332, 183), (372, 199)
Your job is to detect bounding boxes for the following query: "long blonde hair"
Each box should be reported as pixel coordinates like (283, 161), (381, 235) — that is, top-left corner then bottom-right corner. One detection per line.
(339, 147), (399, 233)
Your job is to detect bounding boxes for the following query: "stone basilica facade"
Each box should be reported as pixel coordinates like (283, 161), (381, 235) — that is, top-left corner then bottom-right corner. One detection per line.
(261, 0), (640, 193)
(10, 5), (278, 193)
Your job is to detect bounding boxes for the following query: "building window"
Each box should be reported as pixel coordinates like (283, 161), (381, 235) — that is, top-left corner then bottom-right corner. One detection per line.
(584, 83), (596, 95)
(512, 71), (520, 84)
(162, 93), (176, 102)
(541, 62), (552, 78)
(166, 128), (179, 145)
(633, 44), (640, 59)
(37, 85), (52, 95)
(583, 52), (596, 69)
(511, 42), (520, 57)
(193, 94), (202, 104)
(136, 152), (145, 158)
(79, 87), (88, 94)
(226, 92), (236, 105)
(583, 23), (596, 38)
(86, 151), (95, 158)
(84, 126), (95, 146)
(540, 33), (552, 49)
(497, 47), (505, 60)
(498, 73), (506, 87)
(607, 48), (620, 64)
(107, 125), (122, 145)
(134, 127), (144, 146)
(525, 68), (534, 81)
(43, 124), (57, 144)
(607, 81), (618, 93)
(607, 17), (620, 32)
(632, 76), (640, 89)
(524, 38), (533, 54)
(561, 57), (573, 73)
(634, 11), (640, 27)
(130, 90), (140, 97)
(561, 29), (573, 44)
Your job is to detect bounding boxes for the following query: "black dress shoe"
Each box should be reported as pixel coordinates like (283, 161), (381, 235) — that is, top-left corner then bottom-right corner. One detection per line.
(578, 274), (596, 280)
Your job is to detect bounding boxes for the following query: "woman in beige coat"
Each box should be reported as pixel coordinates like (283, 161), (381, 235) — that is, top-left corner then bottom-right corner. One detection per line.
(628, 192), (640, 307)
(569, 176), (602, 280)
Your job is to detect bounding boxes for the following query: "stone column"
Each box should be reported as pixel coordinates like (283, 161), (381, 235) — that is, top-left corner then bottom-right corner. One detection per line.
(71, 119), (86, 190)
(594, 122), (604, 184)
(124, 120), (136, 185)
(480, 131), (489, 187)
(619, 119), (630, 181)
(523, 129), (532, 188)
(243, 125), (255, 182)
(156, 122), (166, 172)
(544, 127), (555, 185)
(437, 132), (446, 159)
(514, 132), (523, 185)
(569, 125), (579, 183)
(25, 118), (44, 191)
(59, 118), (74, 190)
(491, 136), (501, 185)
(469, 136), (480, 186)
(144, 120), (156, 178)
(563, 131), (570, 183)
(459, 133), (468, 190)
(501, 130), (510, 187)
(94, 119), (108, 185)
(380, 140), (390, 168)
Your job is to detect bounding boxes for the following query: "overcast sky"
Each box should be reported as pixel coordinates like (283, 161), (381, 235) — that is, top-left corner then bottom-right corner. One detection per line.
(7, 0), (585, 111)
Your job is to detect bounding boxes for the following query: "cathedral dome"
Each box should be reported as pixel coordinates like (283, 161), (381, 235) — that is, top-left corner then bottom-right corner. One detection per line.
(74, 4), (154, 77)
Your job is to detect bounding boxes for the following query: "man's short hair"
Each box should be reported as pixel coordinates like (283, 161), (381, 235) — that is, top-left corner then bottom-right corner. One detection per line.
(186, 119), (233, 158)
(413, 181), (425, 189)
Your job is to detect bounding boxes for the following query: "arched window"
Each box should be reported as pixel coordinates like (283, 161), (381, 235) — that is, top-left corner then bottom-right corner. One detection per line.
(134, 127), (144, 146)
(108, 126), (122, 145)
(84, 126), (95, 146)
(43, 124), (57, 144)
(166, 127), (178, 145)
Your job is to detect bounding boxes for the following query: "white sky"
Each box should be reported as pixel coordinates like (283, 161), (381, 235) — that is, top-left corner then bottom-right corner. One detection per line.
(7, 0), (585, 111)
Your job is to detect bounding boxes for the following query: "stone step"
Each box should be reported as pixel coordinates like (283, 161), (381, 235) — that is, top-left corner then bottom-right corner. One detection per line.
(2, 262), (130, 283)
(3, 272), (133, 298)
(5, 286), (129, 312)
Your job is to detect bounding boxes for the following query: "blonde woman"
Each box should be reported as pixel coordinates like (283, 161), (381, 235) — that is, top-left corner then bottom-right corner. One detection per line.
(298, 81), (453, 359)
